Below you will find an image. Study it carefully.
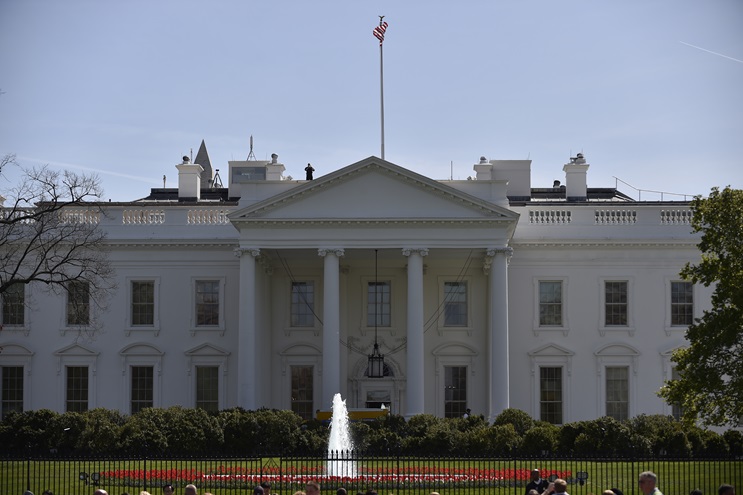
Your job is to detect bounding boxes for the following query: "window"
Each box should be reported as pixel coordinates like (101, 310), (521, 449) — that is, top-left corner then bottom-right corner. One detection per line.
(291, 365), (314, 420)
(539, 281), (563, 326)
(2, 283), (25, 326)
(291, 282), (315, 327)
(671, 281), (693, 327)
(1, 366), (24, 419)
(195, 280), (220, 326)
(444, 365), (467, 418)
(66, 281), (90, 326)
(367, 281), (391, 327)
(196, 366), (219, 412)
(540, 367), (563, 424)
(671, 367), (683, 420)
(605, 366), (629, 420)
(365, 389), (392, 409)
(131, 281), (155, 326)
(130, 366), (153, 414)
(66, 366), (89, 412)
(604, 281), (628, 326)
(444, 282), (467, 326)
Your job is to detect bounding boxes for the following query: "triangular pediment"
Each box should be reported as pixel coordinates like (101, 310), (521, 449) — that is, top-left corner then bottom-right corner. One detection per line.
(185, 343), (231, 357)
(54, 343), (99, 357)
(528, 343), (575, 357)
(230, 157), (517, 222)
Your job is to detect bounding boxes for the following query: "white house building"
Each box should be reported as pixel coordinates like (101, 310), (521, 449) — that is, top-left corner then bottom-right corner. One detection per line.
(0, 145), (706, 425)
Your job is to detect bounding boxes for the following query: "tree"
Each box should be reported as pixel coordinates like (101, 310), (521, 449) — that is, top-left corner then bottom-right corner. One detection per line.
(0, 153), (115, 337)
(659, 186), (743, 427)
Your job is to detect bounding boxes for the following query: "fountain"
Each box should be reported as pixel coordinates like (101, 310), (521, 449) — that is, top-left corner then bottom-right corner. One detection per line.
(327, 393), (357, 478)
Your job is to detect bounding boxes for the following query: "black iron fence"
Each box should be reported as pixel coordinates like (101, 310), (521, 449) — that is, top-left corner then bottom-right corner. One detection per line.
(2, 453), (740, 495)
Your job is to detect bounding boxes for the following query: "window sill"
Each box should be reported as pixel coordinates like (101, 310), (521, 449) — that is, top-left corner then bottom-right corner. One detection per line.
(0, 324), (30, 336)
(598, 325), (635, 337)
(189, 325), (226, 337)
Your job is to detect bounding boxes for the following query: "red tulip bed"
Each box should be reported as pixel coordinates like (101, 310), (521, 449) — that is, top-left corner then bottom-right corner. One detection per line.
(99, 465), (572, 490)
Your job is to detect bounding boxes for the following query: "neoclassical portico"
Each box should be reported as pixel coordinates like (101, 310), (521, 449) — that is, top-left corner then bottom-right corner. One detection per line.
(229, 157), (519, 416)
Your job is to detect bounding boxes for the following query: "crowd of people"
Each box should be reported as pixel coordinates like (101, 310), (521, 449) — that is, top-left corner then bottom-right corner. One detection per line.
(21, 475), (737, 495)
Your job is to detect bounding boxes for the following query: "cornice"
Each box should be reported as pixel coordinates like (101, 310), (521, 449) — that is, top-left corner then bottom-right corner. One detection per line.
(105, 240), (238, 249)
(231, 217), (514, 227)
(511, 240), (698, 248)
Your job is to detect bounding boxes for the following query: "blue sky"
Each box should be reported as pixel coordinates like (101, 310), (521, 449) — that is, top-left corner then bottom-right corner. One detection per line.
(1, 0), (741, 201)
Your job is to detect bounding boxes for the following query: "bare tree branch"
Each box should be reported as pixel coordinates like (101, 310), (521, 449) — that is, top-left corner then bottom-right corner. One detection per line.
(0, 157), (116, 336)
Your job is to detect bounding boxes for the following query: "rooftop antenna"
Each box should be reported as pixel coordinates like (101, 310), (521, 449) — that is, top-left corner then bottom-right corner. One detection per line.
(213, 168), (223, 188)
(247, 135), (257, 161)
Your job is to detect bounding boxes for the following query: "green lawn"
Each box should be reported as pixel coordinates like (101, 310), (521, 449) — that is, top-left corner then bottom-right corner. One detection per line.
(2, 457), (740, 495)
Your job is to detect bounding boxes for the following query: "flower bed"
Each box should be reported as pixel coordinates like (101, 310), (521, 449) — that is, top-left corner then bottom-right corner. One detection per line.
(99, 465), (572, 490)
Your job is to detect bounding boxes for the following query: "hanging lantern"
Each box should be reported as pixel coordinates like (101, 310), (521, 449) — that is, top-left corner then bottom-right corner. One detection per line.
(367, 342), (385, 378)
(366, 249), (385, 378)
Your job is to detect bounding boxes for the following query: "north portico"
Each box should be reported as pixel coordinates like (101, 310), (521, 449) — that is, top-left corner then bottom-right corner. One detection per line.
(229, 157), (519, 421)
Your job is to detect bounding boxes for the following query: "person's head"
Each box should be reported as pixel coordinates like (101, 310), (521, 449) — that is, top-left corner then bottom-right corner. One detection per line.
(254, 486), (265, 495)
(719, 485), (735, 495)
(530, 469), (541, 481)
(553, 479), (568, 494)
(638, 472), (658, 494)
(184, 485), (198, 495)
(42, 491), (53, 495)
(603, 491), (616, 495)
(691, 489), (703, 495)
(528, 490), (540, 495)
(140, 491), (151, 495)
(163, 486), (174, 495)
(306, 482), (320, 495)
(337, 489), (347, 495)
(94, 491), (109, 495)
(610, 489), (624, 495)
(261, 482), (272, 495)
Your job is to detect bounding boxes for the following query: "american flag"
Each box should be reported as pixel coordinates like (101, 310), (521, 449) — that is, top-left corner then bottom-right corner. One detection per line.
(373, 21), (388, 45)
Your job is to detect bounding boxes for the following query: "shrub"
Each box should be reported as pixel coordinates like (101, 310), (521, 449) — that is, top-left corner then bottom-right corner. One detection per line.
(521, 425), (559, 456)
(487, 423), (522, 456)
(493, 408), (534, 436)
(723, 429), (743, 456)
(78, 409), (125, 454)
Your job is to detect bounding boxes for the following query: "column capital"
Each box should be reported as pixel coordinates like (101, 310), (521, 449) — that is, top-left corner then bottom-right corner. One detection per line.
(318, 248), (345, 258)
(486, 246), (514, 258)
(234, 247), (261, 258)
(484, 247), (513, 274)
(402, 248), (429, 257)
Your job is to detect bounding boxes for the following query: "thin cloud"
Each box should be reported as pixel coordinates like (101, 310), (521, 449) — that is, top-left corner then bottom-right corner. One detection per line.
(18, 155), (161, 185)
(679, 41), (743, 64)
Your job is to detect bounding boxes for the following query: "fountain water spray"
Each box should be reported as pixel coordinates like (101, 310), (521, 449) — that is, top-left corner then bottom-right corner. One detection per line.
(327, 393), (357, 478)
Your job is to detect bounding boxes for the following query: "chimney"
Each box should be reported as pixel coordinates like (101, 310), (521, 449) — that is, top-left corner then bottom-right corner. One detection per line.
(563, 153), (589, 201)
(473, 156), (492, 180)
(490, 159), (532, 200)
(176, 155), (204, 201)
(265, 153), (286, 181)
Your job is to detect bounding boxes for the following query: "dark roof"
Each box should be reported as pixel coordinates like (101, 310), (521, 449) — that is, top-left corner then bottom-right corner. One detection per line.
(137, 187), (236, 203)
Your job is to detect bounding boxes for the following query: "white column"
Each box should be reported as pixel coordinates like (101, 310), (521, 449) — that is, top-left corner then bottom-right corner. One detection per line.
(403, 248), (428, 419)
(319, 248), (344, 409)
(235, 247), (260, 410)
(486, 247), (512, 422)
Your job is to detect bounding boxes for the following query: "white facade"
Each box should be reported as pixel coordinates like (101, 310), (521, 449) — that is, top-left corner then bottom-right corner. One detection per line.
(0, 153), (706, 424)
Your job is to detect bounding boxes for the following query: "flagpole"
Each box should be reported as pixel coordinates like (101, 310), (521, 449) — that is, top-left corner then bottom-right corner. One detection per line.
(373, 15), (388, 161)
(380, 32), (385, 160)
